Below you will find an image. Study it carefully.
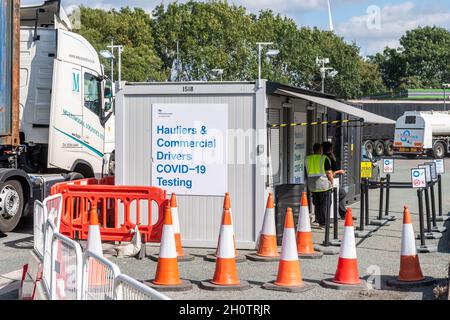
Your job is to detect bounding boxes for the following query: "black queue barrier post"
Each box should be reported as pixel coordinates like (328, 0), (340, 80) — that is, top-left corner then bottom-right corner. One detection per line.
(436, 175), (449, 222)
(417, 189), (426, 247)
(378, 178), (385, 220)
(424, 185), (432, 234)
(430, 180), (447, 233)
(430, 181), (438, 228)
(322, 189), (332, 247)
(438, 175), (443, 217)
(359, 179), (365, 231)
(364, 179), (370, 225)
(417, 188), (438, 253)
(355, 178), (372, 238)
(422, 185), (442, 239)
(330, 187), (341, 246)
(384, 174), (395, 221)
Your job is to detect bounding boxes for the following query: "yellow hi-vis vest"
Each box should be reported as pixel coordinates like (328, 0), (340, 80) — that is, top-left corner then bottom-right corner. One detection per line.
(305, 154), (332, 192)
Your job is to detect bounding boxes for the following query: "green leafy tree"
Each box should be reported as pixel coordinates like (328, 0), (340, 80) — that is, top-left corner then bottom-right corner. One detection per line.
(373, 26), (450, 90)
(76, 1), (386, 99)
(77, 6), (166, 82)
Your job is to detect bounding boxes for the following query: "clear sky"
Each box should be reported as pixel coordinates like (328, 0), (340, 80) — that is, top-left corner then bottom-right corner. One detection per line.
(22, 0), (450, 56)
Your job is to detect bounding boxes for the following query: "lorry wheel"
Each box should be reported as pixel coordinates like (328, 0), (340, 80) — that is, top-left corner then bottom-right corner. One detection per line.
(364, 141), (374, 156)
(433, 142), (445, 159)
(384, 141), (394, 156)
(0, 180), (24, 233)
(374, 140), (385, 156)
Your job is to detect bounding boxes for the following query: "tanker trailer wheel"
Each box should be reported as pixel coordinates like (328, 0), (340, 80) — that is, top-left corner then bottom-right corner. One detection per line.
(364, 141), (374, 157)
(384, 141), (394, 156)
(0, 180), (24, 233)
(433, 142), (445, 159)
(374, 140), (385, 156)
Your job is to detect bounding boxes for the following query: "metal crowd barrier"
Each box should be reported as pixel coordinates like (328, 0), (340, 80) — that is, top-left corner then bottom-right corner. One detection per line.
(115, 274), (169, 300)
(50, 233), (83, 300)
(42, 218), (57, 298)
(43, 194), (63, 230)
(33, 191), (171, 300)
(82, 251), (121, 300)
(33, 200), (46, 259)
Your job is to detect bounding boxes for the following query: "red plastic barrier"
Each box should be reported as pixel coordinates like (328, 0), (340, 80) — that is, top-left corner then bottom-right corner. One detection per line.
(51, 178), (167, 243)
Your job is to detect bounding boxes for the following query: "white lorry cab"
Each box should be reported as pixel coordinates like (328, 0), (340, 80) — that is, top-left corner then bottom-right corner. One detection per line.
(20, 0), (110, 177)
(394, 111), (450, 158)
(0, 0), (112, 232)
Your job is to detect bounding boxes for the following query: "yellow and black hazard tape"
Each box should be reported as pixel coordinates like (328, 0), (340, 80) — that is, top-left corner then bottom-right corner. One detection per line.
(268, 119), (354, 128)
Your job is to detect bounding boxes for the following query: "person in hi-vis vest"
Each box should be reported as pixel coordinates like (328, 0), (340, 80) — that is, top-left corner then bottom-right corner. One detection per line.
(305, 143), (334, 228)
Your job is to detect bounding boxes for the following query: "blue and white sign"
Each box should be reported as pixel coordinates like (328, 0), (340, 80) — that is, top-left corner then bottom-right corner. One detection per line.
(434, 159), (445, 174)
(151, 104), (228, 196)
(411, 168), (426, 189)
(425, 162), (437, 181)
(418, 164), (432, 183)
(383, 158), (394, 173)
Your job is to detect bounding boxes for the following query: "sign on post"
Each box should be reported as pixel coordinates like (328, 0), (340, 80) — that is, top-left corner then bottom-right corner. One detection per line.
(434, 159), (445, 174)
(382, 158), (394, 174)
(411, 168), (426, 189)
(151, 103), (228, 196)
(360, 161), (372, 179)
(425, 162), (437, 181)
(418, 164), (432, 183)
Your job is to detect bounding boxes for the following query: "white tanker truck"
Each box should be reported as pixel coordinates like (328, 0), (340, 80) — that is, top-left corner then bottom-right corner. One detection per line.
(394, 111), (450, 158)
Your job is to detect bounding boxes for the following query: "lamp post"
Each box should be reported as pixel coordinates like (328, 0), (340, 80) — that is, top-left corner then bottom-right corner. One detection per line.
(256, 42), (279, 89)
(107, 42), (124, 90)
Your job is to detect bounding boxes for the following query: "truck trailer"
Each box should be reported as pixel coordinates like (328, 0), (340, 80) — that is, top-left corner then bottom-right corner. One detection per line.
(0, 0), (110, 232)
(349, 100), (448, 157)
(394, 111), (450, 158)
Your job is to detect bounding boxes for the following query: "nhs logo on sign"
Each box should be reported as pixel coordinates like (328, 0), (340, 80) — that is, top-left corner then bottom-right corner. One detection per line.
(72, 72), (80, 93)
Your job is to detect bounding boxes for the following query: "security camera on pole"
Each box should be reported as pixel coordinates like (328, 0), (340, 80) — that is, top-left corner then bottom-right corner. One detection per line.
(316, 57), (338, 93)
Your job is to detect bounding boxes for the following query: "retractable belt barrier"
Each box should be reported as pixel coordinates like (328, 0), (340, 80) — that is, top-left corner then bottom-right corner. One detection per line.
(362, 174), (445, 250)
(50, 178), (168, 243)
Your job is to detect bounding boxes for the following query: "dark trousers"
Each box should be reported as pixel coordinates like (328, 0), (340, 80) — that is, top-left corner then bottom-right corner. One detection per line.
(312, 190), (331, 225)
(339, 188), (347, 218)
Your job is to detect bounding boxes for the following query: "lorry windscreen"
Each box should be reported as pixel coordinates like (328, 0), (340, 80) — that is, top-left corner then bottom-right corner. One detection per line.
(405, 116), (416, 124)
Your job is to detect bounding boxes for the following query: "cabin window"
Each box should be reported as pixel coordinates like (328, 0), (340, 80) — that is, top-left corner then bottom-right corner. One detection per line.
(405, 116), (416, 124)
(84, 73), (101, 116)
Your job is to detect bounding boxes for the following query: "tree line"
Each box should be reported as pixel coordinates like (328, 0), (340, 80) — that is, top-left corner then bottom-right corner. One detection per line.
(75, 1), (450, 99)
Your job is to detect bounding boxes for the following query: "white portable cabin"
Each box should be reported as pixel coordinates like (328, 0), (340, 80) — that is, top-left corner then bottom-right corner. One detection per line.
(115, 81), (394, 249)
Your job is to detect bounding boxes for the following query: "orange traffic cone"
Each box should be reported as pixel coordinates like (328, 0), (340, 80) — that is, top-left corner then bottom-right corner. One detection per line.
(145, 205), (192, 292)
(262, 208), (314, 292)
(296, 192), (323, 259)
(87, 205), (103, 256)
(150, 194), (194, 262)
(386, 206), (435, 288)
(205, 193), (246, 263)
(247, 193), (279, 262)
(322, 208), (366, 290)
(86, 205), (108, 289)
(200, 206), (251, 291)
